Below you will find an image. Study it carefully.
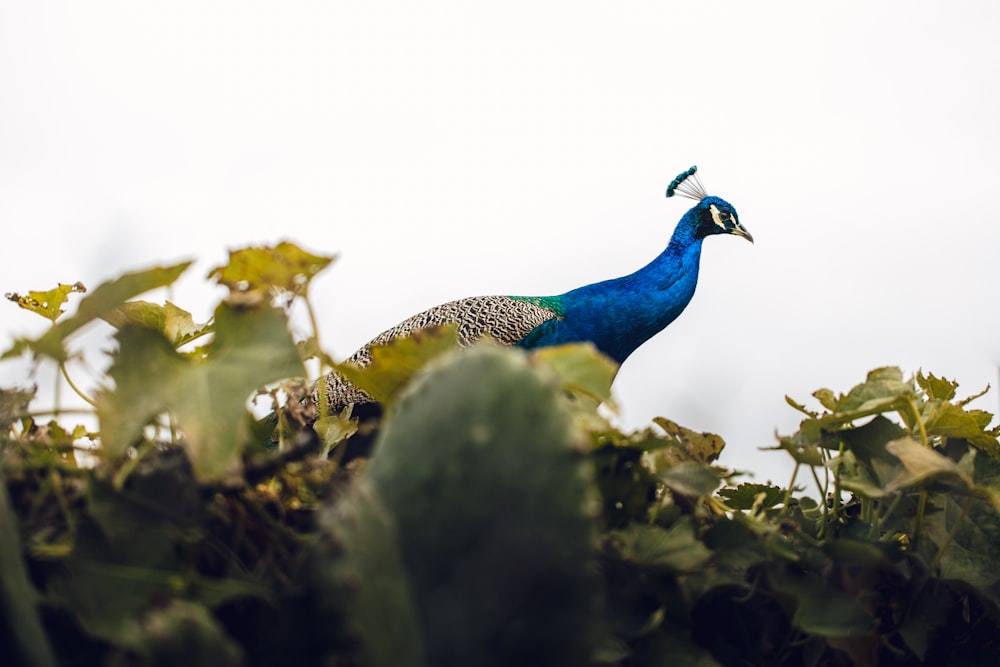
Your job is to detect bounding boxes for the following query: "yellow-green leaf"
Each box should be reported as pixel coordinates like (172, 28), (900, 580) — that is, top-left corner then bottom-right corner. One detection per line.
(5, 282), (86, 322)
(531, 342), (618, 406)
(207, 241), (335, 298)
(3, 262), (191, 362)
(334, 324), (460, 406)
(103, 300), (211, 348)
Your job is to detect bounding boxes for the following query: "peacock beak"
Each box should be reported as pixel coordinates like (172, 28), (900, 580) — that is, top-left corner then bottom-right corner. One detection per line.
(732, 224), (754, 244)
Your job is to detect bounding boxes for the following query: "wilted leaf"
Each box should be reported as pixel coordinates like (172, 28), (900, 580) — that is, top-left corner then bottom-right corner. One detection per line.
(334, 325), (460, 406)
(97, 303), (304, 480)
(208, 241), (334, 298)
(5, 282), (86, 322)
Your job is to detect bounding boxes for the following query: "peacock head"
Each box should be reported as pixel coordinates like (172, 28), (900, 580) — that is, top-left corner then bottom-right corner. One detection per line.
(666, 166), (753, 243)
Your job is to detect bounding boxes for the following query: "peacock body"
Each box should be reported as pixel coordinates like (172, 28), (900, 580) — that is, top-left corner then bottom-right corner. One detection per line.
(321, 167), (752, 414)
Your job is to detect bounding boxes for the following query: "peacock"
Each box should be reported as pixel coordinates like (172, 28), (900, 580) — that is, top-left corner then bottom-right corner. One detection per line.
(319, 166), (752, 417)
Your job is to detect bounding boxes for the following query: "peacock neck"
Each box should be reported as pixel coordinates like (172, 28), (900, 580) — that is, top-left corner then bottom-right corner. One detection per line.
(555, 217), (705, 363)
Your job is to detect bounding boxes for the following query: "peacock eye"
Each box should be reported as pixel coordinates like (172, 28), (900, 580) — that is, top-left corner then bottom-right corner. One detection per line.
(719, 211), (731, 222)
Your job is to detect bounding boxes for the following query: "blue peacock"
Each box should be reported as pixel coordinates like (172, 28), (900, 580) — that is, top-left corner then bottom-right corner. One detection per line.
(321, 166), (752, 413)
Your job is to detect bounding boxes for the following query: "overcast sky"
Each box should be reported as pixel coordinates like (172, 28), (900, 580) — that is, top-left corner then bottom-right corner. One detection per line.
(2, 2), (999, 484)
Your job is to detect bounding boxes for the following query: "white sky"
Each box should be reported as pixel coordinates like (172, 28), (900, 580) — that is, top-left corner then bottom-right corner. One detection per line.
(2, 1), (999, 484)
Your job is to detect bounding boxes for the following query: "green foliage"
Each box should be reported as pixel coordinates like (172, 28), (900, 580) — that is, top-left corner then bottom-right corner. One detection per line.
(3, 245), (1000, 665)
(102, 300), (212, 348)
(97, 303), (303, 480)
(4, 263), (191, 363)
(360, 346), (600, 667)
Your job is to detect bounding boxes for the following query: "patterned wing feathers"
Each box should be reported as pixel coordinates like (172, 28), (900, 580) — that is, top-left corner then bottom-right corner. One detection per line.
(321, 296), (557, 412)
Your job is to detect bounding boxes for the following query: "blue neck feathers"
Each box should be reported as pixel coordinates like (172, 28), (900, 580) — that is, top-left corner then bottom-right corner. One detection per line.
(522, 207), (706, 363)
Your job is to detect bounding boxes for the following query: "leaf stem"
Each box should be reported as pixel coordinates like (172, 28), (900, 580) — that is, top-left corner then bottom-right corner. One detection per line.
(904, 396), (931, 542)
(301, 292), (328, 375)
(781, 462), (800, 511)
(906, 395), (929, 448)
(60, 362), (96, 408)
(870, 494), (904, 540)
(810, 463), (829, 538)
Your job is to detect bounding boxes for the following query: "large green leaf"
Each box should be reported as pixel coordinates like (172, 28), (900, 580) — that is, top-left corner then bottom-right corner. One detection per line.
(0, 466), (56, 667)
(97, 303), (303, 480)
(611, 519), (712, 572)
(767, 566), (875, 637)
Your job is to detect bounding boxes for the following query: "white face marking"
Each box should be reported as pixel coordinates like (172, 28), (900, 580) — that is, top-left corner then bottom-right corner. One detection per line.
(709, 203), (728, 230)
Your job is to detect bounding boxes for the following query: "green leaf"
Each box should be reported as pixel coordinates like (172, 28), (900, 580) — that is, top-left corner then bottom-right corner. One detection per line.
(531, 342), (618, 406)
(0, 468), (57, 667)
(103, 301), (212, 348)
(5, 281), (86, 322)
(923, 492), (1000, 594)
(833, 366), (912, 413)
(108, 600), (246, 667)
(770, 433), (825, 466)
(835, 450), (894, 498)
(97, 303), (304, 480)
(718, 483), (786, 510)
(3, 262), (191, 362)
(924, 402), (1000, 457)
(785, 394), (819, 418)
(812, 388), (838, 411)
(832, 416), (909, 496)
(207, 241), (334, 298)
(310, 482), (426, 667)
(611, 519), (712, 572)
(883, 437), (973, 493)
(768, 566), (875, 637)
(916, 370), (958, 401)
(313, 406), (358, 458)
(652, 417), (726, 464)
(334, 324), (460, 406)
(658, 461), (723, 499)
